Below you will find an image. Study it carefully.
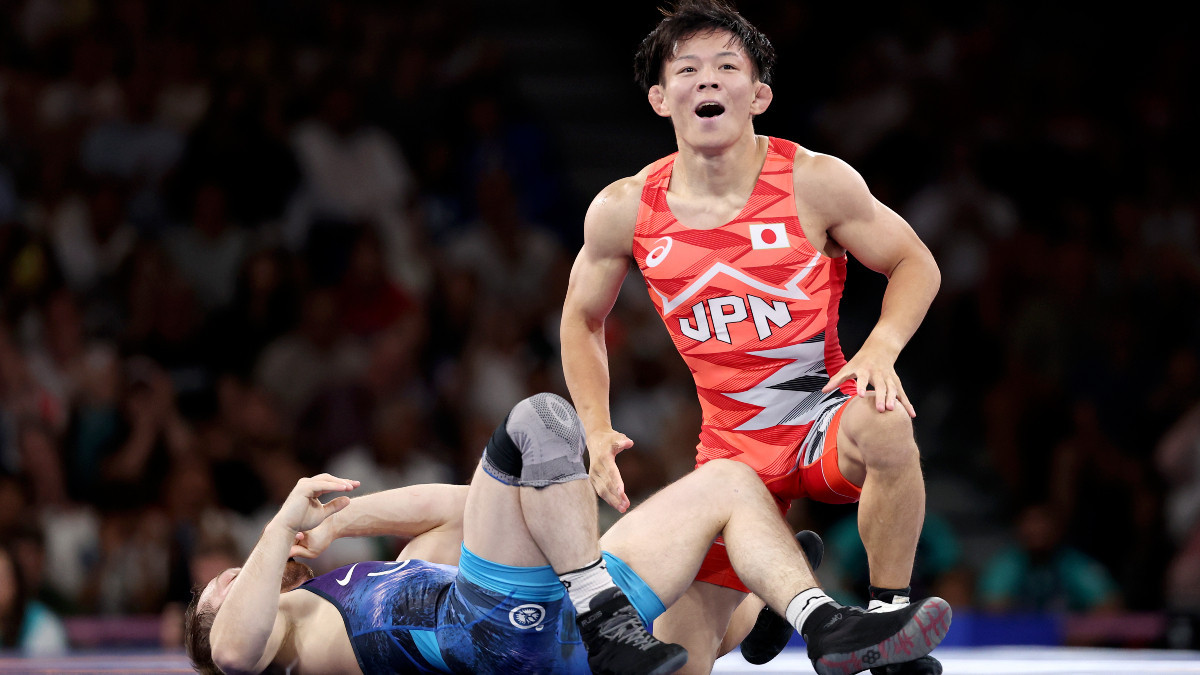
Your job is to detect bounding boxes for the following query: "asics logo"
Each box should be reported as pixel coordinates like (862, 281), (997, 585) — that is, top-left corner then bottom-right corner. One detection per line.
(645, 237), (673, 267)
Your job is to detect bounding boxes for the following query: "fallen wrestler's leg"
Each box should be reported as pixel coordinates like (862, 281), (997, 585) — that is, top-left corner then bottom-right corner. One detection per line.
(727, 529), (825, 661)
(465, 393), (687, 675)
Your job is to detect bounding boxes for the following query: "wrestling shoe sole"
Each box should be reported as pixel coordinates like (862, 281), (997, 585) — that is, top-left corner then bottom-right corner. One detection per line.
(813, 598), (952, 675)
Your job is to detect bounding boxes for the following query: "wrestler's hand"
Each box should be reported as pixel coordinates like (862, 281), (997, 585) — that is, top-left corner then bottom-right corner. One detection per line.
(823, 344), (916, 417)
(290, 520), (336, 559)
(588, 429), (633, 513)
(274, 474), (360, 534)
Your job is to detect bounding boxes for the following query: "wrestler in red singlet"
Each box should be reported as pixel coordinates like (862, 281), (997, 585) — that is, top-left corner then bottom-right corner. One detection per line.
(633, 138), (860, 590)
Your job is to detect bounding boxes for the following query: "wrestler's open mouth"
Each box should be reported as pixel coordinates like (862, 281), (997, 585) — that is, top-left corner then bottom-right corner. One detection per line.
(696, 102), (725, 118)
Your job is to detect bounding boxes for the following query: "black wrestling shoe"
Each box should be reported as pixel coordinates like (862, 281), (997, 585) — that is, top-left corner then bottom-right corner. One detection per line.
(803, 597), (952, 675)
(577, 587), (689, 675)
(739, 530), (825, 664)
(870, 655), (943, 674)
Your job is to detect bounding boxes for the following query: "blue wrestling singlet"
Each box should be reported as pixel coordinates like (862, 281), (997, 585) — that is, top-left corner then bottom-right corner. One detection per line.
(299, 548), (664, 674)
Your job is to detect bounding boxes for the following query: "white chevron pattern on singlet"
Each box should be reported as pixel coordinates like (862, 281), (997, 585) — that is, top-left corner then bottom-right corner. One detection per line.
(722, 340), (830, 431)
(654, 252), (823, 315)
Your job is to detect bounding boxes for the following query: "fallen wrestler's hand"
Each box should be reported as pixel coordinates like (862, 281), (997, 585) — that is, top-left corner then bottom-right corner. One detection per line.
(274, 473), (360, 536)
(290, 519), (336, 559)
(588, 429), (633, 513)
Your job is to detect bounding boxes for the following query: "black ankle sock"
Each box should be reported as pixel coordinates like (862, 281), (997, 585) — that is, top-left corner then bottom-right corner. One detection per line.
(868, 586), (911, 604)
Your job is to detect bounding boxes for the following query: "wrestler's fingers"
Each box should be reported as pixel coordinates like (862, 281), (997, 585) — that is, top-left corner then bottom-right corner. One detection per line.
(303, 477), (360, 497)
(897, 385), (917, 418)
(883, 378), (900, 412)
(308, 473), (357, 485)
(594, 467), (628, 513)
(875, 377), (891, 412)
(823, 365), (853, 393)
(321, 495), (351, 517)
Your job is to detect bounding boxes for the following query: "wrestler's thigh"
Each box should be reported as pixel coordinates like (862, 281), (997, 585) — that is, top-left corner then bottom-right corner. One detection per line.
(652, 581), (745, 675)
(461, 462), (546, 567)
(600, 462), (746, 606)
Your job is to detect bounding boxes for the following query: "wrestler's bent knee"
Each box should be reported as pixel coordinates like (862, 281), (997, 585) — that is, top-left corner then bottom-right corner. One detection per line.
(482, 393), (589, 488)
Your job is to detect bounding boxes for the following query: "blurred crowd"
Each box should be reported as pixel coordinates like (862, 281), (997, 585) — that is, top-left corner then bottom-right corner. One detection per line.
(1, 0), (1198, 654)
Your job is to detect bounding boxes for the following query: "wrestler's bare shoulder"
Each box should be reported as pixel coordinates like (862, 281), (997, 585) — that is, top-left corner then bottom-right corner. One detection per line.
(584, 168), (654, 251)
(791, 147), (865, 191)
(589, 168), (652, 221)
(791, 146), (874, 221)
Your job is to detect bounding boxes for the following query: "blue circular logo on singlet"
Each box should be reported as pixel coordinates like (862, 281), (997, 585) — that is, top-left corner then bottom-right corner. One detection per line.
(508, 604), (547, 629)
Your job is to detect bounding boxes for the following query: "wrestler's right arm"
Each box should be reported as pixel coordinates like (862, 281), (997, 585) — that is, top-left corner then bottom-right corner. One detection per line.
(560, 177), (640, 513)
(210, 475), (358, 674)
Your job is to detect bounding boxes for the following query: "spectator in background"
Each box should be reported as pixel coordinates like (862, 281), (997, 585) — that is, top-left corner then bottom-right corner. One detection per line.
(336, 226), (418, 339)
(44, 177), (136, 301)
(1158, 399), (1200, 613)
(161, 181), (249, 312)
(0, 542), (68, 655)
(443, 166), (567, 321)
(253, 286), (369, 422)
(21, 289), (92, 433)
(285, 77), (427, 294)
(977, 502), (1121, 614)
(293, 313), (431, 469)
(78, 65), (185, 231)
(169, 76), (300, 231)
(201, 246), (301, 381)
(1050, 397), (1167, 610)
(9, 522), (71, 624)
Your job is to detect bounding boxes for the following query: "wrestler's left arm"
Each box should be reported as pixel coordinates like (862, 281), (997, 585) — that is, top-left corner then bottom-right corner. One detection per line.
(290, 483), (469, 561)
(806, 155), (941, 416)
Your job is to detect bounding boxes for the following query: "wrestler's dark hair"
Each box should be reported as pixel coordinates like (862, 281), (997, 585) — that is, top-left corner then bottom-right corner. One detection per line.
(633, 0), (775, 92)
(183, 585), (222, 675)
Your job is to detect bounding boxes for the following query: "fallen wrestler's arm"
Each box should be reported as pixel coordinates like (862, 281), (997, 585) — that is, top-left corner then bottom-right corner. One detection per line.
(209, 475), (359, 674)
(290, 483), (469, 564)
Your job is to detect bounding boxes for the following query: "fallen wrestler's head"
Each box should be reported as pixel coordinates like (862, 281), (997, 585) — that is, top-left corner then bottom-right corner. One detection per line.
(184, 559), (315, 675)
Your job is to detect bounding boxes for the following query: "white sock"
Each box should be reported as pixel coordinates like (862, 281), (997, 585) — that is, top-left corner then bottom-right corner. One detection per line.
(559, 559), (617, 613)
(868, 595), (910, 613)
(785, 588), (835, 633)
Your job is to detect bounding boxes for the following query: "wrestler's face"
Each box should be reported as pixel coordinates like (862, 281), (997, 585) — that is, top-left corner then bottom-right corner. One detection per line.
(197, 566), (241, 615)
(197, 561), (315, 614)
(648, 29), (772, 152)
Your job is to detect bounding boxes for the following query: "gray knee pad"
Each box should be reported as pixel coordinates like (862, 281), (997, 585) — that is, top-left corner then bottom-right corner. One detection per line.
(482, 393), (588, 488)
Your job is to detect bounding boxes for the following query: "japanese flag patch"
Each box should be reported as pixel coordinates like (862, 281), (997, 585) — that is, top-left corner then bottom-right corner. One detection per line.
(749, 223), (790, 250)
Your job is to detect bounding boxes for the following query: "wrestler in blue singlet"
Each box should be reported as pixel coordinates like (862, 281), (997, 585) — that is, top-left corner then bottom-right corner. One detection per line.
(298, 547), (664, 674)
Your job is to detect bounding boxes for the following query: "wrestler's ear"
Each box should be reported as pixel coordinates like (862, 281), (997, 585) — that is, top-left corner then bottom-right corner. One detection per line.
(750, 81), (773, 116)
(648, 85), (671, 117)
